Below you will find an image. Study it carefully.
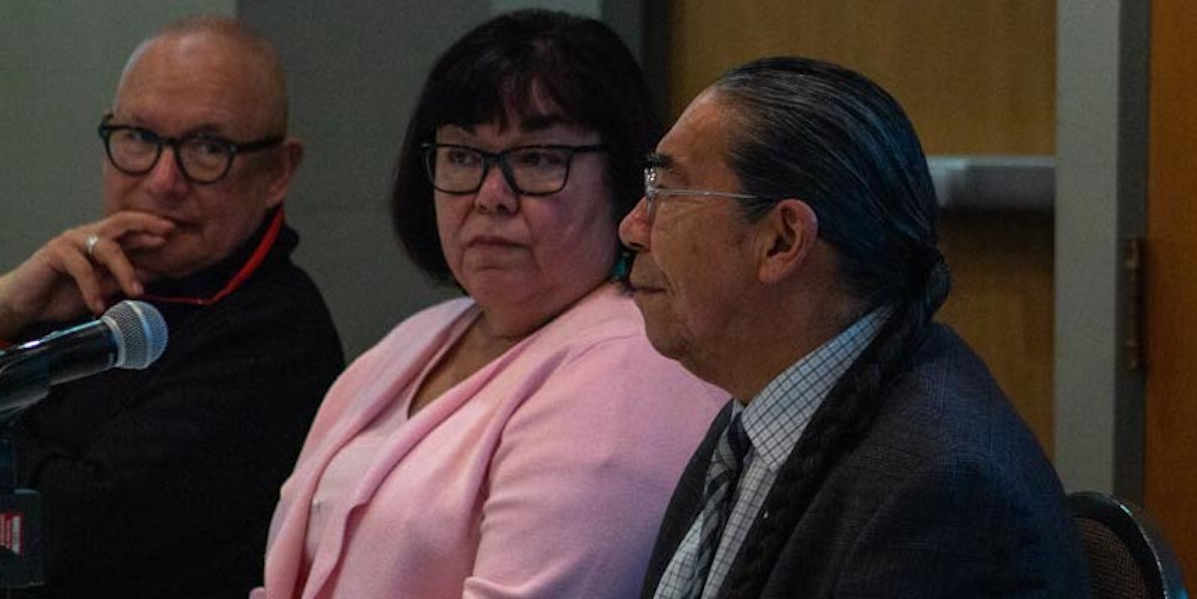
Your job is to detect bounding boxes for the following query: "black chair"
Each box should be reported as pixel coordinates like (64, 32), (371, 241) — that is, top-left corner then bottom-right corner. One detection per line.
(1068, 491), (1189, 599)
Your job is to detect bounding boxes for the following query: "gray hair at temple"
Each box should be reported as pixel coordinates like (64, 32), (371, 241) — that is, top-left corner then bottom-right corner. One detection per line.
(707, 57), (953, 598)
(710, 56), (947, 313)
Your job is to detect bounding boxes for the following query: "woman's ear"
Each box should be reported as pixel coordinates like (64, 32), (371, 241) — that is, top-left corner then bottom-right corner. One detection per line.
(757, 198), (818, 284)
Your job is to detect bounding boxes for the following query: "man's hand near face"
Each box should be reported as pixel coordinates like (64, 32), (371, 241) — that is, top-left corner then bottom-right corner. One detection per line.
(0, 210), (174, 338)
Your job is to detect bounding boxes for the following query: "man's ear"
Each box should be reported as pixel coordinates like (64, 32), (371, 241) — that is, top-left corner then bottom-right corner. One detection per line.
(757, 198), (818, 284)
(263, 138), (305, 209)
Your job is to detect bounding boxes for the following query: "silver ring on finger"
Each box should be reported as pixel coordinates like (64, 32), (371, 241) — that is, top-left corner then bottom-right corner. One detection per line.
(85, 234), (100, 258)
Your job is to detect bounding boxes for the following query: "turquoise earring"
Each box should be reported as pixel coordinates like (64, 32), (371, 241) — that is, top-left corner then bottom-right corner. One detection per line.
(610, 247), (633, 280)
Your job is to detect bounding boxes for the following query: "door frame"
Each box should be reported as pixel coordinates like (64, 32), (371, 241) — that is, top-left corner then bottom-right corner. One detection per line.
(1054, 0), (1150, 499)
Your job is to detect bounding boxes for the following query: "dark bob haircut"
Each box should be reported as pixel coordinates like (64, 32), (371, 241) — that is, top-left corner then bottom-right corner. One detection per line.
(391, 9), (659, 284)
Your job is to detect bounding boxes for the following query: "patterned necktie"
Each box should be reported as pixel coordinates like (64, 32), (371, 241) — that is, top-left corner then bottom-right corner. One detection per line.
(685, 412), (750, 599)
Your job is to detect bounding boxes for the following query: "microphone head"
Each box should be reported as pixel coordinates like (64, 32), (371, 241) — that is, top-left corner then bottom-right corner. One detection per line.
(101, 300), (169, 369)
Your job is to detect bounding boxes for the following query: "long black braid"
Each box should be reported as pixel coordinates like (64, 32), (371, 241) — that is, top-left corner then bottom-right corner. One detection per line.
(708, 57), (951, 598)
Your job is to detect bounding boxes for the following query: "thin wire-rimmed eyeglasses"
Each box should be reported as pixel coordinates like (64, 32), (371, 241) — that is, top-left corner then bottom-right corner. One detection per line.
(422, 143), (606, 196)
(97, 115), (284, 184)
(642, 167), (764, 220)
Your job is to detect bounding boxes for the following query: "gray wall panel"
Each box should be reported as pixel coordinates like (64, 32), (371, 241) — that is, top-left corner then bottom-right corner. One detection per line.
(241, 1), (645, 358)
(1, 1), (234, 268)
(237, 0), (489, 357)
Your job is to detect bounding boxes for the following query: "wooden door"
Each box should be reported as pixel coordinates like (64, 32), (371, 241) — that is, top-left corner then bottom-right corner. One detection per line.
(1144, 0), (1197, 577)
(667, 0), (1058, 450)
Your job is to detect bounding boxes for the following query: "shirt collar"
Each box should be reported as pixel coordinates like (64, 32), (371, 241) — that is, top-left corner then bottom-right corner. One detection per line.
(738, 307), (891, 471)
(141, 206), (291, 305)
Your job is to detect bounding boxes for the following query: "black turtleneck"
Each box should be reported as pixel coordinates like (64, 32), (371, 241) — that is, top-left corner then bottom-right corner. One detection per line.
(7, 208), (343, 599)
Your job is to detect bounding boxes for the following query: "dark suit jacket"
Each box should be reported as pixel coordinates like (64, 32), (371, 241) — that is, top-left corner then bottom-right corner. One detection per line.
(643, 323), (1089, 598)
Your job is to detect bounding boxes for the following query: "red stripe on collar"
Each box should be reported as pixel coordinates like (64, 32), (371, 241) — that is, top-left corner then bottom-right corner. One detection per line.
(139, 208), (285, 307)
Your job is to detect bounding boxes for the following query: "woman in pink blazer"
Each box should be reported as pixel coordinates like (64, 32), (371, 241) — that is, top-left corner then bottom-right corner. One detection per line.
(253, 9), (726, 599)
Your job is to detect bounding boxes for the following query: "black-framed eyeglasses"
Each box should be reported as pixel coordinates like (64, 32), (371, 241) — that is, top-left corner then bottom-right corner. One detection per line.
(97, 115), (284, 184)
(421, 143), (606, 196)
(642, 167), (764, 220)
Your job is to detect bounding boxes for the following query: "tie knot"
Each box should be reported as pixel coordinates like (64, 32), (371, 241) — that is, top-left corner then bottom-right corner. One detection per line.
(722, 412), (750, 469)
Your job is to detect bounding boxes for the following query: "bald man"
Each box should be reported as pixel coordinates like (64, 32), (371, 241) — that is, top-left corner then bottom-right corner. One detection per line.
(0, 16), (343, 598)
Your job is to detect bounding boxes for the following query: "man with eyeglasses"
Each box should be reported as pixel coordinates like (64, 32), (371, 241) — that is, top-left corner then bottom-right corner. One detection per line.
(0, 15), (343, 598)
(621, 57), (1088, 598)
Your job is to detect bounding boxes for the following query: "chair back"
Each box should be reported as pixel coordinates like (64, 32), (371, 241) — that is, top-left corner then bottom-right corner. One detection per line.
(1068, 491), (1189, 599)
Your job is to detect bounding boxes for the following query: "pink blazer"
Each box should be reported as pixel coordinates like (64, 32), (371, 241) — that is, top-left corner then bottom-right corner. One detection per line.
(253, 284), (725, 598)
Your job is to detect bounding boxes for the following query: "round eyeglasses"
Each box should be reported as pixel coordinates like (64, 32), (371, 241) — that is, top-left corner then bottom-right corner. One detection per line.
(422, 143), (606, 196)
(98, 116), (284, 184)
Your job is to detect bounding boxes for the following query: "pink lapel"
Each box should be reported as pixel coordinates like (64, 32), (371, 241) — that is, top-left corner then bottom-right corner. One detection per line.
(264, 299), (475, 599)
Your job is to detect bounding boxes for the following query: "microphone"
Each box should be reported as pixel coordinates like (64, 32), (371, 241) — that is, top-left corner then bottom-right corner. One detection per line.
(0, 300), (168, 411)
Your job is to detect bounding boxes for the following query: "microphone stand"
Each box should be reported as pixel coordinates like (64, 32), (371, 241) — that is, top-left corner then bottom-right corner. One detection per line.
(0, 300), (165, 592)
(0, 358), (47, 590)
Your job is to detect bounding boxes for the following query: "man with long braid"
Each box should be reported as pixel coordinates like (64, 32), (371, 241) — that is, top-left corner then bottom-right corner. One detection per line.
(620, 57), (1090, 598)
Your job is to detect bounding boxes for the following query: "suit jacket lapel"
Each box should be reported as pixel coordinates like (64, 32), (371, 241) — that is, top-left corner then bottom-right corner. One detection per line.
(711, 325), (942, 598)
(713, 382), (841, 599)
(640, 401), (733, 599)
